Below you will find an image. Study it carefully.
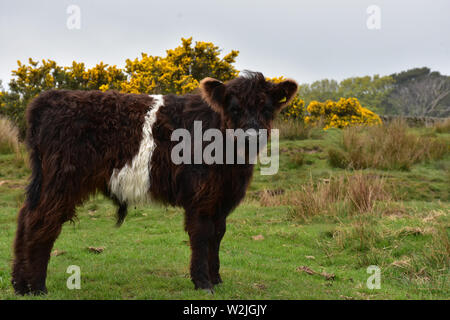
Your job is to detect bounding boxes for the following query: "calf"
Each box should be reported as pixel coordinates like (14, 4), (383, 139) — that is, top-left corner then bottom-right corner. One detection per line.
(12, 71), (298, 295)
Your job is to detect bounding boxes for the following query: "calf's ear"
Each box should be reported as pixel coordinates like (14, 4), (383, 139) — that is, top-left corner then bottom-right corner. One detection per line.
(199, 77), (227, 113)
(270, 79), (299, 109)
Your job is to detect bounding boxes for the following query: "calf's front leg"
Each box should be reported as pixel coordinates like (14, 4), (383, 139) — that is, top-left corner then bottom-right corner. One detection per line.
(185, 212), (215, 292)
(208, 217), (226, 286)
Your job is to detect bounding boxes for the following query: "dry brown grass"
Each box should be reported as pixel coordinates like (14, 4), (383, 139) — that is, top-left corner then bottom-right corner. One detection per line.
(259, 171), (391, 220)
(391, 226), (450, 281)
(331, 218), (383, 252)
(0, 116), (21, 154)
(273, 118), (312, 140)
(434, 118), (450, 134)
(346, 172), (391, 213)
(425, 226), (450, 269)
(0, 116), (28, 166)
(329, 120), (449, 170)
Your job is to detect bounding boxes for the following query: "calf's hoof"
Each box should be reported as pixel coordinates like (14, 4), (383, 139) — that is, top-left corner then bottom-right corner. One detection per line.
(29, 289), (48, 296)
(202, 288), (214, 294)
(211, 274), (223, 286)
(29, 285), (48, 296)
(12, 279), (30, 296)
(193, 278), (214, 292)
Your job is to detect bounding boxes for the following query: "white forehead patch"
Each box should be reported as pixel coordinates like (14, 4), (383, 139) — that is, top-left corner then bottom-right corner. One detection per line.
(108, 95), (164, 205)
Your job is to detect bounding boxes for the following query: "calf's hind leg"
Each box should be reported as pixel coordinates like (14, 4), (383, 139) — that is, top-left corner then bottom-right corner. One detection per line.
(11, 205), (31, 294)
(21, 195), (77, 295)
(24, 219), (63, 294)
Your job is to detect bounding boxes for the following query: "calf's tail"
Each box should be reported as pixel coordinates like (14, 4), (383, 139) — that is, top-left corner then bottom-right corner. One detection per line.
(24, 95), (46, 210)
(26, 148), (42, 210)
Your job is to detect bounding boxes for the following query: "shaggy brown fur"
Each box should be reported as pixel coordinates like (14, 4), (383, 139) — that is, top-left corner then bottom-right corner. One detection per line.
(12, 71), (298, 294)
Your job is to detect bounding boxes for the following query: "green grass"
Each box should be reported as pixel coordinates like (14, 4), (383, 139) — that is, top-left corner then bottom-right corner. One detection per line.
(0, 126), (448, 300)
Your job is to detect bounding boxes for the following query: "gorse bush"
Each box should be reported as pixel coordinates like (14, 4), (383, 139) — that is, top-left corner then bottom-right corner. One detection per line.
(121, 37), (239, 95)
(328, 120), (450, 170)
(305, 97), (382, 130)
(282, 96), (305, 121)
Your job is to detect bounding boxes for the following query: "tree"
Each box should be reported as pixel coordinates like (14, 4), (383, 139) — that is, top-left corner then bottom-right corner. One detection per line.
(298, 79), (340, 106)
(338, 75), (394, 114)
(387, 68), (450, 117)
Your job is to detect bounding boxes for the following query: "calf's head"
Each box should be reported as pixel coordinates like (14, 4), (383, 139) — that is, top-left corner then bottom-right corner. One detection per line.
(200, 71), (298, 133)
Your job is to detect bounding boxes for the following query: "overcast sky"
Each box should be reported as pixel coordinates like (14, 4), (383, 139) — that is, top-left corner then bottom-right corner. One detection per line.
(1, 0), (449, 88)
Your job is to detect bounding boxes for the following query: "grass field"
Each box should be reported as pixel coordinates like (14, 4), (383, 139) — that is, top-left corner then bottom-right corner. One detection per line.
(0, 122), (448, 299)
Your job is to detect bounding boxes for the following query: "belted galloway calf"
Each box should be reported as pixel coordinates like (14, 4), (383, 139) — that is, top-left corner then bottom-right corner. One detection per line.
(12, 71), (298, 294)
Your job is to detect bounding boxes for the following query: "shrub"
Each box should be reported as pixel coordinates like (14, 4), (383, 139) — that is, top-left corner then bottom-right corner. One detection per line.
(305, 97), (382, 130)
(327, 148), (349, 169)
(281, 96), (305, 121)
